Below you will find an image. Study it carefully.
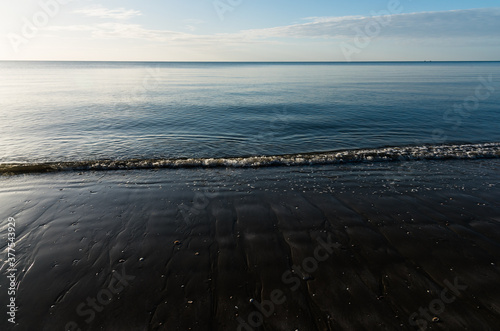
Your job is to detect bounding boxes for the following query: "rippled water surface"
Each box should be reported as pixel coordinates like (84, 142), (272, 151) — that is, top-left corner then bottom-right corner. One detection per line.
(1, 61), (499, 164)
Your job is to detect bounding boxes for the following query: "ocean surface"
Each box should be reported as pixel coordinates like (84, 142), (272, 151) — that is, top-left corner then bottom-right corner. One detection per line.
(0, 61), (499, 173)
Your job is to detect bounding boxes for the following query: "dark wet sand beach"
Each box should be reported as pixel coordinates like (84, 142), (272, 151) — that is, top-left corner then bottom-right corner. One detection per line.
(1, 159), (500, 330)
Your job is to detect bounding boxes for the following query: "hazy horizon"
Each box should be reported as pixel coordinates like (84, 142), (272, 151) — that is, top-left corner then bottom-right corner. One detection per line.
(1, 60), (499, 63)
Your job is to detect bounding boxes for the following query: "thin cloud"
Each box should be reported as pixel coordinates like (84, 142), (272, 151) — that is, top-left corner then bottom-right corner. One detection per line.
(45, 23), (248, 45)
(75, 5), (142, 20)
(48, 8), (500, 46)
(47, 23), (184, 41)
(241, 8), (500, 40)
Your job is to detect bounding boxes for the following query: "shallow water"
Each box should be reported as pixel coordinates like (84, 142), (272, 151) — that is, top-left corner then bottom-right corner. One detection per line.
(0, 142), (499, 175)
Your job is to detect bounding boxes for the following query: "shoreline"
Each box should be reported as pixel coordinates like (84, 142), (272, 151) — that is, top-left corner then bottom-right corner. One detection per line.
(1, 142), (499, 176)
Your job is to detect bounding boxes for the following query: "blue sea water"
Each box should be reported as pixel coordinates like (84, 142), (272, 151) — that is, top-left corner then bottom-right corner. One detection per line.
(0, 61), (499, 169)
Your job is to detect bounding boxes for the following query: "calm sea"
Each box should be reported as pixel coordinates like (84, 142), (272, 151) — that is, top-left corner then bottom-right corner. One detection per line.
(0, 61), (499, 171)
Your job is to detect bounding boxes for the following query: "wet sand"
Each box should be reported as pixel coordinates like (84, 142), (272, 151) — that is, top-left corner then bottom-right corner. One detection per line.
(1, 159), (500, 330)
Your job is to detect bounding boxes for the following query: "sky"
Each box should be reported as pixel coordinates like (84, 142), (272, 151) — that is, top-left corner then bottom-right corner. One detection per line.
(0, 0), (499, 61)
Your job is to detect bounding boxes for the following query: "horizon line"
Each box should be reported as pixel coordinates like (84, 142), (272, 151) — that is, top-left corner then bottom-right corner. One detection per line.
(1, 60), (499, 63)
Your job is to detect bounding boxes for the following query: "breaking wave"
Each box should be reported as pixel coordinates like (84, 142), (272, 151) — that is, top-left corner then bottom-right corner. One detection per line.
(1, 143), (499, 175)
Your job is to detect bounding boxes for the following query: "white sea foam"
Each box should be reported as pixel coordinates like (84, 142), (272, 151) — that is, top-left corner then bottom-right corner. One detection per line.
(1, 143), (499, 175)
